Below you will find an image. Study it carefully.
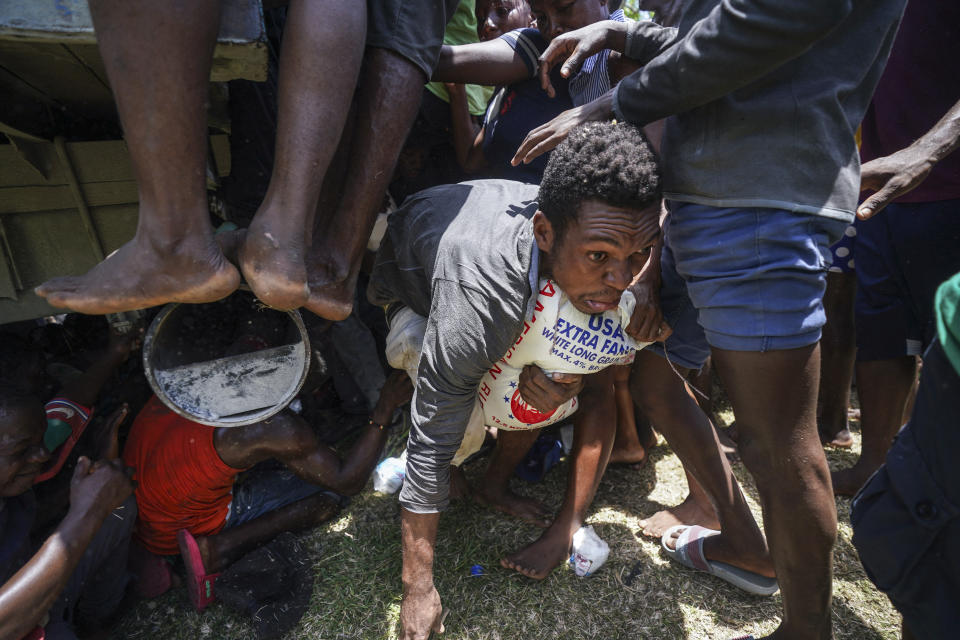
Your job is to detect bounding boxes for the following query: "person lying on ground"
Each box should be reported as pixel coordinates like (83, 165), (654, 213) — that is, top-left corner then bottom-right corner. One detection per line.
(510, 2), (906, 638)
(365, 122), (666, 639)
(0, 388), (135, 640)
(121, 370), (412, 610)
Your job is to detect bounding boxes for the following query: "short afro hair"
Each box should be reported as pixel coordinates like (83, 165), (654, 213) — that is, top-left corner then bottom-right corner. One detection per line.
(538, 122), (660, 240)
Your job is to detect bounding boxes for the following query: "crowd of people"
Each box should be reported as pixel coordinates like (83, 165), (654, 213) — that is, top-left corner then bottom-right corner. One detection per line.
(1, 0), (957, 639)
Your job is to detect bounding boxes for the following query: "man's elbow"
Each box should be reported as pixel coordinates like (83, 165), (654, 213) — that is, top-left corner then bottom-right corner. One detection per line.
(328, 470), (368, 497)
(781, 0), (854, 39)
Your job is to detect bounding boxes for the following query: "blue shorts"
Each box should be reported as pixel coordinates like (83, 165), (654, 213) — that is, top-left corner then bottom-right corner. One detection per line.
(854, 198), (960, 361)
(226, 463), (329, 527)
(648, 203), (848, 369)
(852, 339), (960, 639)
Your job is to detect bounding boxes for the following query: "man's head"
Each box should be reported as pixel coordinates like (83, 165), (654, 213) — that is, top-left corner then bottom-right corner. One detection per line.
(529, 0), (608, 41)
(0, 391), (49, 497)
(476, 0), (534, 41)
(534, 122), (661, 314)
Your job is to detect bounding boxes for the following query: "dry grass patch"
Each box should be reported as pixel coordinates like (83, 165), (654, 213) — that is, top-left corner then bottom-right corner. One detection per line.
(117, 411), (899, 639)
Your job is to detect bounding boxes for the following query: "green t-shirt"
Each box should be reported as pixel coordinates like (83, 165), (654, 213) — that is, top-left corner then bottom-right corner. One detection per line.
(936, 271), (960, 375)
(424, 0), (494, 116)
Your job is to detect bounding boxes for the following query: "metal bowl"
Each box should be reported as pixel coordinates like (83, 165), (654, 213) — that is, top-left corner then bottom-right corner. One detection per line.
(142, 291), (310, 427)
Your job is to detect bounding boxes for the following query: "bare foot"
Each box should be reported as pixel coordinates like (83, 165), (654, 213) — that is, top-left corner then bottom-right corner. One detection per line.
(638, 494), (720, 539)
(239, 210), (310, 310)
(476, 485), (552, 528)
(500, 527), (571, 579)
(822, 428), (854, 449)
(639, 427), (659, 451)
(36, 235), (240, 314)
(449, 465), (471, 501)
(608, 443), (648, 468)
(304, 254), (355, 321)
(663, 526), (775, 578)
(832, 462), (877, 497)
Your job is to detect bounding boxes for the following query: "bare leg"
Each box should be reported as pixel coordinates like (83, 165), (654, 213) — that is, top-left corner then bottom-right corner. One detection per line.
(194, 491), (341, 573)
(712, 345), (836, 640)
(818, 272), (856, 447)
(36, 0), (240, 314)
(608, 365), (649, 467)
(832, 356), (916, 496)
(37, 0), (240, 314)
(475, 428), (552, 527)
(240, 0), (366, 310)
(304, 48), (425, 320)
(631, 351), (771, 577)
(501, 377), (616, 579)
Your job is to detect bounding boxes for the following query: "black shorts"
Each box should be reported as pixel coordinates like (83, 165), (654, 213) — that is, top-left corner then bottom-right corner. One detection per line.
(851, 339), (960, 639)
(366, 0), (461, 78)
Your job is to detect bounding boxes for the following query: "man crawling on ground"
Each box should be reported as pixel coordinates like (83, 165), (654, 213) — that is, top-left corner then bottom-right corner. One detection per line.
(367, 122), (666, 639)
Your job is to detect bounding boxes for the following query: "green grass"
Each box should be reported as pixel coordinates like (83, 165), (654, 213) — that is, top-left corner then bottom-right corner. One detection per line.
(116, 411), (900, 639)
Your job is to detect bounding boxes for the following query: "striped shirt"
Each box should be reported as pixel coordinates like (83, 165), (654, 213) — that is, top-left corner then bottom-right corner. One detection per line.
(501, 9), (628, 108)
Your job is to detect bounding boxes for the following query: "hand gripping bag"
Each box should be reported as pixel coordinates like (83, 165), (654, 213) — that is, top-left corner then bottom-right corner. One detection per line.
(477, 279), (649, 431)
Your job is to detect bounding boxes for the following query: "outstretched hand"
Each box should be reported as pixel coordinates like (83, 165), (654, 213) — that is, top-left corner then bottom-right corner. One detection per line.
(69, 456), (135, 521)
(857, 147), (934, 219)
(511, 92), (614, 166)
(537, 21), (627, 98)
(378, 370), (414, 413)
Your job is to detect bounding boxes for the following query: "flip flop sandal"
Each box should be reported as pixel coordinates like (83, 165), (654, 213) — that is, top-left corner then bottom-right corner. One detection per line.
(661, 525), (779, 597)
(177, 529), (221, 611)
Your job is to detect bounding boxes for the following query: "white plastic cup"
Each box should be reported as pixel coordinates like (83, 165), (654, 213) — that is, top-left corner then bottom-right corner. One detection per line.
(569, 525), (610, 577)
(373, 451), (407, 494)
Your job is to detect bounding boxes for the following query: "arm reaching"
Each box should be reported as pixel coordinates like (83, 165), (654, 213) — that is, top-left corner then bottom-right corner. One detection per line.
(399, 510), (444, 640)
(445, 83), (488, 174)
(0, 457), (133, 639)
(217, 370), (413, 496)
(612, 0), (856, 126)
(858, 98), (960, 219)
(433, 39), (530, 86)
(59, 326), (142, 408)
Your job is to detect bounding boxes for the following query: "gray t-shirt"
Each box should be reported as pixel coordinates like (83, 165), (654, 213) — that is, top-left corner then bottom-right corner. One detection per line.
(611, 0), (907, 220)
(370, 180), (541, 513)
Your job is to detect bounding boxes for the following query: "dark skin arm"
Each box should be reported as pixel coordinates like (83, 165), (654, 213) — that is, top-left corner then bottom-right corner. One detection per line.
(445, 83), (488, 174)
(58, 327), (142, 407)
(0, 457), (133, 639)
(858, 97), (960, 219)
(399, 509), (444, 640)
(215, 371), (412, 496)
(433, 39), (531, 86)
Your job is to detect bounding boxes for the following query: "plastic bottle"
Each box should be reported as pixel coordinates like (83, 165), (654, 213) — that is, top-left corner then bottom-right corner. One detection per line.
(569, 525), (610, 577)
(373, 450), (407, 494)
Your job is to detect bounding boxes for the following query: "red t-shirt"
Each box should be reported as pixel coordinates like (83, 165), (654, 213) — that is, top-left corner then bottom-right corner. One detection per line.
(123, 396), (244, 555)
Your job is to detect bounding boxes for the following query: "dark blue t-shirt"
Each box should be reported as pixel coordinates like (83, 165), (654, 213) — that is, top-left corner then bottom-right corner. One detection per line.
(480, 29), (573, 184)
